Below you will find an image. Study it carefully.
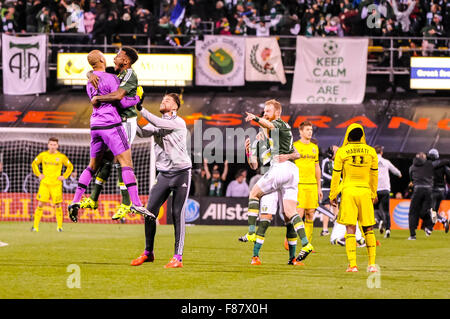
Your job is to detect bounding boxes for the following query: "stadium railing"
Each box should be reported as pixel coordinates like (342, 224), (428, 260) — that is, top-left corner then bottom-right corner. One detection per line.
(0, 33), (449, 82)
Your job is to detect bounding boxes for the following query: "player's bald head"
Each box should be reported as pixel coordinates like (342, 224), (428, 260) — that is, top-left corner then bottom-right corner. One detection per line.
(87, 50), (105, 67)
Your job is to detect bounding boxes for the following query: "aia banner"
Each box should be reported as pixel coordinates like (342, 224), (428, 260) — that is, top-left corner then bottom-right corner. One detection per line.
(245, 37), (286, 84)
(2, 34), (47, 95)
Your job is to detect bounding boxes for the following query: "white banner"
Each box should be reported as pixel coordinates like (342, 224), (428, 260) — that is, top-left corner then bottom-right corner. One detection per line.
(2, 34), (47, 95)
(245, 37), (286, 84)
(195, 35), (245, 86)
(290, 37), (368, 104)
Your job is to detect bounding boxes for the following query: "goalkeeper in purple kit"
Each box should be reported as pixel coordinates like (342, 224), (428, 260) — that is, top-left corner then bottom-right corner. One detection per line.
(68, 50), (154, 222)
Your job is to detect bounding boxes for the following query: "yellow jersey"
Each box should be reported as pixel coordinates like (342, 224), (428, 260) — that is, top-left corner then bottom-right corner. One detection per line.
(329, 123), (378, 201)
(293, 140), (319, 184)
(32, 151), (73, 185)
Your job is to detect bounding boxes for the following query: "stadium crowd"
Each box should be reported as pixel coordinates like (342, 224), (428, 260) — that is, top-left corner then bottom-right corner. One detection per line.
(1, 0), (449, 48)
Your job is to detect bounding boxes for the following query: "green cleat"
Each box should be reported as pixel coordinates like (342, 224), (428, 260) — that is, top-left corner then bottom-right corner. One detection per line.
(80, 197), (98, 210)
(112, 203), (131, 220)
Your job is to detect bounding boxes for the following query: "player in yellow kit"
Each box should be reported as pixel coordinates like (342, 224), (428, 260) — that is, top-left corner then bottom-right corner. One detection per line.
(293, 121), (323, 245)
(329, 123), (379, 273)
(31, 137), (73, 232)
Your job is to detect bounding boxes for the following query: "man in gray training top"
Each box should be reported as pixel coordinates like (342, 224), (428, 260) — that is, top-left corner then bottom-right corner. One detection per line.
(131, 93), (192, 268)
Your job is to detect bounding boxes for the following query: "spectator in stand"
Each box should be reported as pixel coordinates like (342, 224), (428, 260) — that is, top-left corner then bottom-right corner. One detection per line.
(216, 16), (232, 34)
(0, 161), (10, 193)
(61, 0), (85, 33)
(2, 4), (17, 34)
(63, 170), (78, 193)
(119, 12), (136, 45)
(421, 14), (444, 56)
(83, 1), (97, 41)
(212, 0), (226, 24)
(226, 169), (249, 198)
(36, 6), (51, 33)
(26, 0), (43, 32)
(388, 0), (416, 35)
(204, 158), (228, 197)
(191, 163), (209, 197)
(243, 13), (282, 36)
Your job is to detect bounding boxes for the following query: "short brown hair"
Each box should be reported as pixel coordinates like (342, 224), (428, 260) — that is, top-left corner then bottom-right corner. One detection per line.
(165, 93), (181, 110)
(374, 145), (384, 154)
(48, 137), (58, 143)
(265, 99), (282, 114)
(299, 120), (313, 131)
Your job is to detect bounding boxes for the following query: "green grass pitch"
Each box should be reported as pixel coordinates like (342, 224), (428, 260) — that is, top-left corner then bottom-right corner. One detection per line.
(0, 221), (449, 299)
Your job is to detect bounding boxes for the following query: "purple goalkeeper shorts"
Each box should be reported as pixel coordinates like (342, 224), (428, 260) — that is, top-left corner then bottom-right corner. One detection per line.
(90, 124), (130, 158)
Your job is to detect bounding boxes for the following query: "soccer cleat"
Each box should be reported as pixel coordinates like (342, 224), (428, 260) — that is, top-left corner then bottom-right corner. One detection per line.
(424, 228), (432, 237)
(430, 209), (437, 224)
(284, 237), (289, 250)
(57, 228), (63, 232)
(376, 240), (381, 246)
(130, 205), (156, 219)
(320, 230), (330, 236)
(445, 219), (449, 234)
(238, 233), (256, 243)
(288, 258), (304, 266)
(332, 238), (345, 246)
(346, 265), (358, 272)
(367, 264), (379, 273)
(357, 238), (366, 247)
(68, 203), (80, 223)
(131, 252), (155, 266)
(384, 229), (391, 238)
(408, 235), (416, 240)
(30, 227), (38, 232)
(80, 197), (98, 210)
(296, 243), (314, 262)
(112, 203), (131, 220)
(136, 86), (145, 111)
(164, 257), (183, 268)
(378, 220), (384, 234)
(251, 256), (262, 265)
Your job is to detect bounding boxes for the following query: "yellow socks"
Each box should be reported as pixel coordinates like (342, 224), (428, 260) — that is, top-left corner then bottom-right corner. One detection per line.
(55, 206), (63, 230)
(33, 206), (43, 231)
(364, 230), (377, 265)
(345, 233), (357, 267)
(305, 219), (314, 243)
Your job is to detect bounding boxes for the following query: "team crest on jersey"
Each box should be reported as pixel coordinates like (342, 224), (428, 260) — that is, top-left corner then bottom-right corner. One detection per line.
(55, 157), (60, 162)
(312, 148), (317, 154)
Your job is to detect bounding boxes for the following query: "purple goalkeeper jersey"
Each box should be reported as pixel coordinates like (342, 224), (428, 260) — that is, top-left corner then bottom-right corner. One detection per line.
(87, 71), (139, 128)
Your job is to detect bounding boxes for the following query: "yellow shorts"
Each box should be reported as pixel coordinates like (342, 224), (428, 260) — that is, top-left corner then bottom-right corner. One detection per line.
(37, 182), (63, 204)
(297, 184), (319, 209)
(337, 187), (375, 227)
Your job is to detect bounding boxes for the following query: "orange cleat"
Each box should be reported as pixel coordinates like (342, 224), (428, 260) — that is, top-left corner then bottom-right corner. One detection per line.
(288, 258), (304, 266)
(284, 238), (289, 250)
(164, 257), (183, 268)
(346, 265), (358, 272)
(131, 252), (154, 266)
(251, 256), (262, 265)
(376, 240), (381, 246)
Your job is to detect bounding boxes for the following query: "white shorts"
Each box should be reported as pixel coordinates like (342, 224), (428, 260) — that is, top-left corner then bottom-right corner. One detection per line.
(256, 161), (299, 202)
(330, 221), (363, 243)
(260, 190), (283, 215)
(122, 117), (137, 144)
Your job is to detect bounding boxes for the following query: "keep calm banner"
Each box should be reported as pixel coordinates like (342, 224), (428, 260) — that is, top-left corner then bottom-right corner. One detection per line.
(195, 35), (245, 86)
(290, 37), (368, 104)
(245, 37), (286, 84)
(2, 34), (47, 95)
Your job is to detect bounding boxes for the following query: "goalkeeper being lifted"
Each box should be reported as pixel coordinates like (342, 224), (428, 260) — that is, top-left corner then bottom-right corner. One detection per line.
(31, 137), (73, 232)
(80, 46), (145, 220)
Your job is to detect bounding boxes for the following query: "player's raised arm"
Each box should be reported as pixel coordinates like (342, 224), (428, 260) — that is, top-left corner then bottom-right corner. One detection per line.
(136, 123), (161, 138)
(246, 138), (259, 170)
(245, 112), (275, 130)
(140, 108), (181, 130)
